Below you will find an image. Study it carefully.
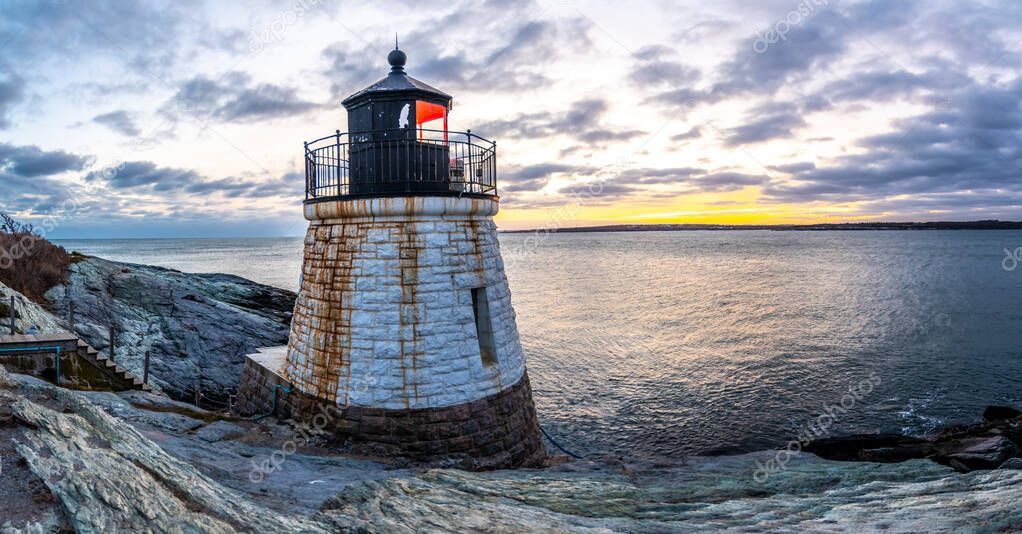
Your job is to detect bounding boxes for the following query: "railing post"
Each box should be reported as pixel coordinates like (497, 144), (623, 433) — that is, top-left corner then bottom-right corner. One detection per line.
(9, 295), (15, 335)
(304, 141), (310, 200)
(466, 129), (473, 188)
(143, 350), (150, 385)
(108, 324), (116, 362)
(66, 284), (74, 324)
(492, 140), (497, 193)
(336, 129), (342, 198)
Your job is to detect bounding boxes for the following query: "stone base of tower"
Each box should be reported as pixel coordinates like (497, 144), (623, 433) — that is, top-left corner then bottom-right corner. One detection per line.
(236, 347), (547, 469)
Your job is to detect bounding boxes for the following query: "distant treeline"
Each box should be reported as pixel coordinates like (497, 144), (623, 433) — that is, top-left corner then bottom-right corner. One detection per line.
(505, 220), (1022, 234)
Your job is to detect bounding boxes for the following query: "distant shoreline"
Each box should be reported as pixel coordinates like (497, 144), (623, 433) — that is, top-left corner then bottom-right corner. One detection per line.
(504, 220), (1022, 233)
(45, 220), (1022, 240)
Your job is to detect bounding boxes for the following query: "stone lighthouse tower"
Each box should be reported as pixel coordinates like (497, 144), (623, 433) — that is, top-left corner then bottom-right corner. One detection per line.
(239, 46), (545, 469)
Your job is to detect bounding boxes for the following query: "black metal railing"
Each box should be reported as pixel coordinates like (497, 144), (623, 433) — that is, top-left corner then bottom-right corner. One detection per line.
(304, 128), (497, 201)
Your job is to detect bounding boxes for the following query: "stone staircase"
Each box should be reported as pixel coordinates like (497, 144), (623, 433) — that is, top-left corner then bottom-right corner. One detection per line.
(74, 338), (153, 392)
(0, 333), (151, 392)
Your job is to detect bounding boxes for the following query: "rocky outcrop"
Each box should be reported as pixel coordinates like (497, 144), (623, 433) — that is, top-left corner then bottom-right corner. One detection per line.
(43, 257), (295, 403)
(4, 372), (324, 532)
(805, 406), (1022, 472)
(4, 368), (1022, 532)
(985, 405), (1022, 422)
(0, 281), (67, 335)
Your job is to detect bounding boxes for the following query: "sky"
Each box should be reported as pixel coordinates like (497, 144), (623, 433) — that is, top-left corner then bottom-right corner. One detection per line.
(1, 0), (1022, 238)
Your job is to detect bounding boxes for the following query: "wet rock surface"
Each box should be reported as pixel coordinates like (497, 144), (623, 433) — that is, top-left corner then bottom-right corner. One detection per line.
(43, 256), (296, 403)
(2, 366), (1022, 532)
(805, 406), (1022, 472)
(984, 405), (1022, 422)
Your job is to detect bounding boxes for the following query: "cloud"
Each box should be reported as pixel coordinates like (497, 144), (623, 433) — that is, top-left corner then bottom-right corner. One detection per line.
(0, 172), (73, 213)
(0, 69), (25, 129)
(613, 167), (768, 192)
(725, 112), (806, 145)
(695, 172), (769, 192)
(411, 20), (566, 90)
(671, 126), (702, 142)
(6, 0), (1022, 231)
(819, 62), (972, 107)
(546, 181), (652, 205)
(164, 72), (323, 123)
(502, 163), (594, 193)
(0, 143), (92, 214)
(217, 84), (321, 122)
(84, 161), (303, 200)
(615, 167), (706, 185)
(186, 172), (302, 199)
(92, 110), (141, 136)
(712, 23), (845, 101)
(476, 98), (644, 146)
(762, 76), (1022, 206)
(85, 161), (203, 190)
(769, 162), (815, 174)
(0, 0), (208, 83)
(321, 44), (380, 101)
(646, 0), (922, 112)
(387, 6), (593, 93)
(0, 143), (91, 177)
(628, 45), (700, 87)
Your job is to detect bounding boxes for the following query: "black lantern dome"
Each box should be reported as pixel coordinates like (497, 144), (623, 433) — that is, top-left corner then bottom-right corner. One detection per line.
(340, 46), (452, 126)
(303, 45), (496, 201)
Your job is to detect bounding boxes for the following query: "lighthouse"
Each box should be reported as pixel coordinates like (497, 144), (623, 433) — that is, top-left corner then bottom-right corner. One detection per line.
(238, 45), (546, 469)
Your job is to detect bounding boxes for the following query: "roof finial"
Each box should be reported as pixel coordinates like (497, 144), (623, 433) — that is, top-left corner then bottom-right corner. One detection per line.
(388, 36), (407, 72)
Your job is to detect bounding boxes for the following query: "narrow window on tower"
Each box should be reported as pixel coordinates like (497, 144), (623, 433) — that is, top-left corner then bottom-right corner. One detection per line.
(471, 287), (497, 366)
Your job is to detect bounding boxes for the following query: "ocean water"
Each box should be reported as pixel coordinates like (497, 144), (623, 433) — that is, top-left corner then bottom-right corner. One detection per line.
(56, 231), (1022, 459)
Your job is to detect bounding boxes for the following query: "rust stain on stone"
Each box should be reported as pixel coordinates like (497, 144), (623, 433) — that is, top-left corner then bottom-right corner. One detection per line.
(284, 221), (353, 404)
(397, 222), (421, 409)
(325, 222), (353, 404)
(262, 194), (544, 466)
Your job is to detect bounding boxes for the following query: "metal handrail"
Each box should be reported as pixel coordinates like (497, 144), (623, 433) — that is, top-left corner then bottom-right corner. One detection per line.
(0, 345), (62, 385)
(303, 128), (498, 202)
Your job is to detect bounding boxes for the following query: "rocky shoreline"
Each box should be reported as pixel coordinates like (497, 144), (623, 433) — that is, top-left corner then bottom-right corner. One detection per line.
(26, 255), (296, 404)
(805, 406), (1022, 472)
(2, 255), (1021, 532)
(3, 365), (1022, 532)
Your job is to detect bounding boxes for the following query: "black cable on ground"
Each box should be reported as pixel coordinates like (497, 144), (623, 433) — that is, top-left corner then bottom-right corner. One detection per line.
(539, 424), (583, 459)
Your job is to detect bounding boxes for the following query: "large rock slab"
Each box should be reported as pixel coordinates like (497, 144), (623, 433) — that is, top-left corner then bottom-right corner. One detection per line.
(5, 376), (1022, 532)
(7, 382), (328, 532)
(936, 435), (1021, 472)
(44, 257), (296, 402)
(984, 406), (1022, 422)
(803, 406), (1022, 473)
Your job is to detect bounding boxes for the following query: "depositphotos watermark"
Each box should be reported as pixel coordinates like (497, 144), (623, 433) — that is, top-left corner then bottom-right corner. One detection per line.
(752, 0), (829, 54)
(248, 0), (324, 53)
(0, 201), (81, 270)
(503, 157), (633, 270)
(1003, 247), (1022, 271)
(248, 402), (342, 483)
(753, 370), (881, 483)
(248, 373), (380, 483)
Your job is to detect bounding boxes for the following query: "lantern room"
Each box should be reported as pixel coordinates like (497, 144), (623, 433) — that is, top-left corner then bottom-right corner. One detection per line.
(341, 46), (452, 141)
(304, 45), (497, 200)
